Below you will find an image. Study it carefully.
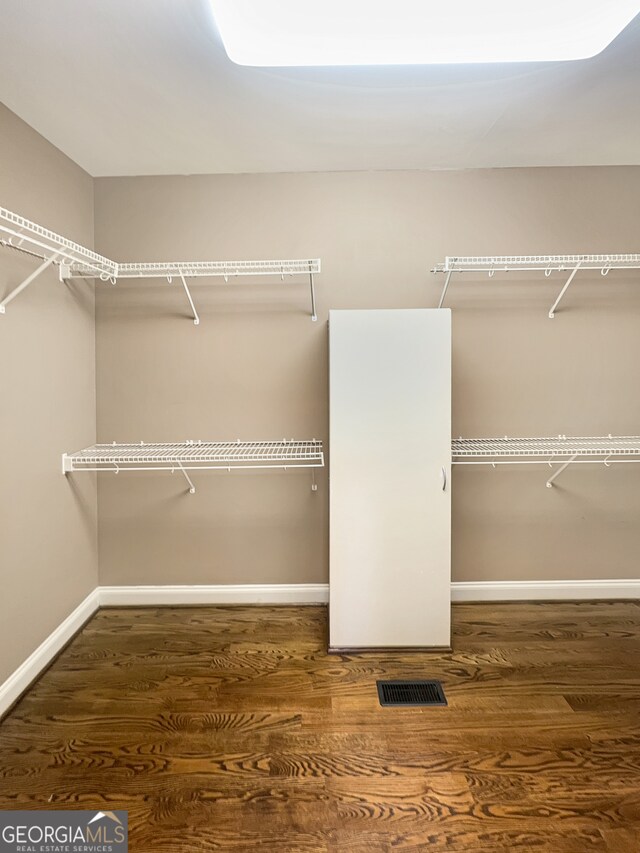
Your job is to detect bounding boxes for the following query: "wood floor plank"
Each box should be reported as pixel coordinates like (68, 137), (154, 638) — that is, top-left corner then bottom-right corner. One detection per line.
(601, 827), (640, 852)
(1, 601), (639, 851)
(330, 827), (608, 852)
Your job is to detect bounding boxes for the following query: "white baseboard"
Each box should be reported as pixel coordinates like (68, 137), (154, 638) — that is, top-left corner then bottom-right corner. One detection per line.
(451, 579), (640, 601)
(98, 584), (330, 606)
(0, 589), (100, 718)
(99, 579), (640, 607)
(2, 579), (638, 718)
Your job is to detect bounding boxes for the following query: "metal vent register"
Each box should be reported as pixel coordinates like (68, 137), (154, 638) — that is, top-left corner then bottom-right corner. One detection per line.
(377, 680), (447, 707)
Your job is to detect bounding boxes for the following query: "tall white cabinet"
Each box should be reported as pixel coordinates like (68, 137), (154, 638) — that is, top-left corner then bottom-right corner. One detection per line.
(329, 309), (451, 650)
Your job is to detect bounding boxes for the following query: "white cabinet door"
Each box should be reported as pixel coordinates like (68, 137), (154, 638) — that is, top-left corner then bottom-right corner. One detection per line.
(329, 309), (451, 649)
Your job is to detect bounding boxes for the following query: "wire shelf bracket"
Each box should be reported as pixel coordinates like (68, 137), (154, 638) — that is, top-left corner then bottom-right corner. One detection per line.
(62, 439), (325, 494)
(544, 453), (578, 489)
(452, 435), (640, 487)
(177, 461), (196, 494)
(432, 254), (640, 317)
(1, 204), (320, 320)
(0, 206), (117, 315)
(177, 270), (200, 326)
(0, 251), (61, 315)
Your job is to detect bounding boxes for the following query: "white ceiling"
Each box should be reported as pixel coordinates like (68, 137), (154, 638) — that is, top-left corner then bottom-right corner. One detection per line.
(1, 0), (639, 177)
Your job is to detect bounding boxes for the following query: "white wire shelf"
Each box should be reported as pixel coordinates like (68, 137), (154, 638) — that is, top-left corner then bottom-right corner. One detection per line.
(64, 439), (325, 470)
(0, 206), (117, 277)
(1, 204), (320, 320)
(434, 255), (640, 274)
(452, 435), (640, 458)
(63, 440), (324, 494)
(452, 435), (640, 487)
(66, 259), (321, 279)
(432, 253), (640, 317)
(0, 206), (117, 314)
(65, 258), (321, 322)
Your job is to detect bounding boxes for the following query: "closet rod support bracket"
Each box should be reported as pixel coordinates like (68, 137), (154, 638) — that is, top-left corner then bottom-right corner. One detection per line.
(178, 272), (200, 325)
(546, 454), (578, 488)
(177, 462), (196, 494)
(309, 267), (317, 321)
(0, 251), (61, 315)
(438, 270), (453, 309)
(549, 261), (583, 318)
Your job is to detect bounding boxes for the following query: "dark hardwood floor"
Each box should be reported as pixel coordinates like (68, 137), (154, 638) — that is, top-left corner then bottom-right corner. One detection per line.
(0, 602), (639, 851)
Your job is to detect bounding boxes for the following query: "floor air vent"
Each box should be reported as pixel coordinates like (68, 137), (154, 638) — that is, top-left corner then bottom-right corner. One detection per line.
(377, 680), (447, 707)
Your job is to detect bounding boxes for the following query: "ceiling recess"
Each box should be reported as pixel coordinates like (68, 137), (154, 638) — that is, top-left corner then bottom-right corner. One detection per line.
(210, 0), (640, 66)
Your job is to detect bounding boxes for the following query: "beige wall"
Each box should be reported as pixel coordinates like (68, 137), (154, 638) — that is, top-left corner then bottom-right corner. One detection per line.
(94, 168), (640, 585)
(0, 105), (97, 683)
(1, 109), (637, 680)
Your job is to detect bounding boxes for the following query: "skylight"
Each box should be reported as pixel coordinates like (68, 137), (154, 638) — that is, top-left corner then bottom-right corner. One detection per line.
(209, 0), (640, 66)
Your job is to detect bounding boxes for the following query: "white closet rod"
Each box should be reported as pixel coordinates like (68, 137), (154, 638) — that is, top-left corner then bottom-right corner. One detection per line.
(432, 253), (640, 316)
